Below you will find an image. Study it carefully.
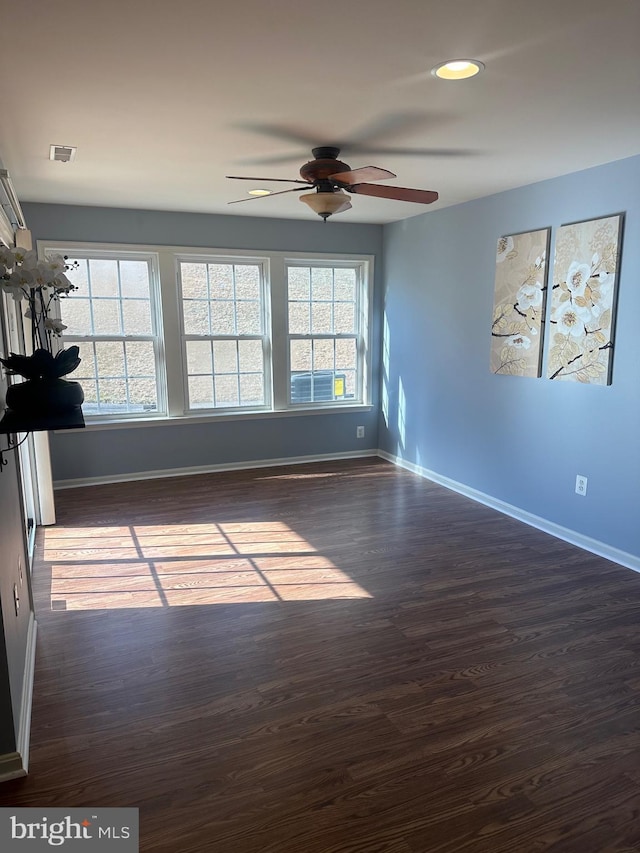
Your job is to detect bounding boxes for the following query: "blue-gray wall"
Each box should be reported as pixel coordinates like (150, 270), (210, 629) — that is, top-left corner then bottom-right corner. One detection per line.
(380, 155), (640, 559)
(22, 204), (384, 481)
(22, 155), (640, 561)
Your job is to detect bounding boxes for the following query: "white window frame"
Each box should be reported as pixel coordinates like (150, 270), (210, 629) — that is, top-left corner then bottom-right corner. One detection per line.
(44, 246), (167, 420)
(176, 253), (272, 414)
(38, 241), (374, 427)
(284, 257), (370, 409)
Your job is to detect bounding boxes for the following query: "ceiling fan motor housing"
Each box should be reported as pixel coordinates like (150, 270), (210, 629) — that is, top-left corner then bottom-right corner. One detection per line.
(300, 147), (351, 183)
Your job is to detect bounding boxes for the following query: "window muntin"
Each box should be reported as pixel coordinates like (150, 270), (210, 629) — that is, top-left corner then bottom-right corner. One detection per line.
(178, 259), (269, 411)
(45, 242), (372, 423)
(60, 254), (164, 417)
(287, 263), (362, 405)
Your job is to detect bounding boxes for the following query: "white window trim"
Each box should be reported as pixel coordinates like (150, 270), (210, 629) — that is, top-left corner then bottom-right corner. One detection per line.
(38, 241), (375, 427)
(42, 245), (168, 420)
(284, 256), (369, 408)
(176, 252), (272, 415)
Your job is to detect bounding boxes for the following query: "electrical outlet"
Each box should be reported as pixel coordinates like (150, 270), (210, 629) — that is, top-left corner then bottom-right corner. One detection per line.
(575, 475), (588, 496)
(13, 584), (20, 617)
(356, 426), (365, 439)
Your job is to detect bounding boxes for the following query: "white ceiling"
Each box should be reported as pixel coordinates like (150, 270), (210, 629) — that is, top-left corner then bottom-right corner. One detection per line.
(1, 0), (639, 225)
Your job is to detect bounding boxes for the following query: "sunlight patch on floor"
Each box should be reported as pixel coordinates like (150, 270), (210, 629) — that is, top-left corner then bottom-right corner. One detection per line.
(44, 522), (371, 610)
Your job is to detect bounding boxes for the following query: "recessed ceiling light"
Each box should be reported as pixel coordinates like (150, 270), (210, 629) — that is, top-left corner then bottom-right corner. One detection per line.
(431, 59), (485, 80)
(248, 188), (271, 196)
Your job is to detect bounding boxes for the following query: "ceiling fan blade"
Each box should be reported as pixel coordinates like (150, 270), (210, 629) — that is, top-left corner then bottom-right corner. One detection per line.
(349, 184), (439, 204)
(228, 186), (310, 205)
(345, 112), (435, 145)
(241, 146), (476, 167)
(329, 166), (396, 184)
(234, 153), (308, 166)
(350, 146), (476, 158)
(236, 115), (437, 154)
(226, 175), (310, 184)
(234, 122), (325, 147)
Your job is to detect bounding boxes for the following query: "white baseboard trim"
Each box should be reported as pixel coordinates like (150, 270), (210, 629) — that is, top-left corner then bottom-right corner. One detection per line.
(0, 613), (37, 783)
(17, 613), (37, 775)
(378, 450), (640, 575)
(0, 752), (27, 783)
(52, 447), (639, 575)
(53, 450), (379, 490)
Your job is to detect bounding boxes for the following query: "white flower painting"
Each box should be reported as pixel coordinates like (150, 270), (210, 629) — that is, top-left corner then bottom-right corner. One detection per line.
(490, 228), (550, 377)
(546, 215), (623, 384)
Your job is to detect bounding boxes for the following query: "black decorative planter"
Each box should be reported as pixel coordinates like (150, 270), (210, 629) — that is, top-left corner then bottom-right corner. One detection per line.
(6, 377), (84, 415)
(0, 378), (85, 434)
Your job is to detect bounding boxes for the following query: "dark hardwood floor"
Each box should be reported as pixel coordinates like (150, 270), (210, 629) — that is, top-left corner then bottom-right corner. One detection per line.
(1, 458), (639, 851)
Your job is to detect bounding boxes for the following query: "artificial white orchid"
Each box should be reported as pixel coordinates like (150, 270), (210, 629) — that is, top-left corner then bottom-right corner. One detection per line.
(10, 247), (38, 269)
(0, 245), (78, 361)
(44, 318), (68, 334)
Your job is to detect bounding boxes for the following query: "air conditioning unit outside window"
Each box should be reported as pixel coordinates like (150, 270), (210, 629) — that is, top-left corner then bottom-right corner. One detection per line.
(290, 370), (348, 404)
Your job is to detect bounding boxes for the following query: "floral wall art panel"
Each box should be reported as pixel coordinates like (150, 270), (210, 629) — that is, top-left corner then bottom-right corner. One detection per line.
(490, 228), (550, 377)
(546, 214), (623, 384)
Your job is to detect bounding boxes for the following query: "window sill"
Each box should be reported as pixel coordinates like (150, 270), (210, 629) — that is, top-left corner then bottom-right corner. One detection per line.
(54, 404), (375, 433)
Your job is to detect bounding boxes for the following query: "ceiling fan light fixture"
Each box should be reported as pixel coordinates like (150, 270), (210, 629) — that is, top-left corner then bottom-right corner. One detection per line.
(248, 188), (271, 196)
(299, 190), (351, 221)
(431, 59), (484, 80)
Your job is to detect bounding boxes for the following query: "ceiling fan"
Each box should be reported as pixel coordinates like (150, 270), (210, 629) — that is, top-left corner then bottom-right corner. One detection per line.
(226, 146), (438, 221)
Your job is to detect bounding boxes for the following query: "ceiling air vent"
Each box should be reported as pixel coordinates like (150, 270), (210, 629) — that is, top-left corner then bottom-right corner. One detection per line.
(49, 145), (77, 163)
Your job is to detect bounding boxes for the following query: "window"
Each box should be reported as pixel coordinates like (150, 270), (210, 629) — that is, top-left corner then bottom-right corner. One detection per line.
(178, 258), (269, 411)
(47, 242), (372, 422)
(287, 263), (362, 405)
(60, 252), (164, 417)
